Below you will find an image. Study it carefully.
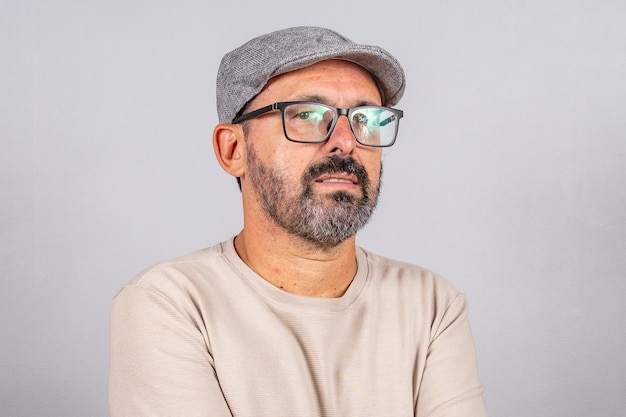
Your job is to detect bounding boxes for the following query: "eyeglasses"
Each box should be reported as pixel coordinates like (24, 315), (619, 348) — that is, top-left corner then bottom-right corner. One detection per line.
(233, 101), (404, 147)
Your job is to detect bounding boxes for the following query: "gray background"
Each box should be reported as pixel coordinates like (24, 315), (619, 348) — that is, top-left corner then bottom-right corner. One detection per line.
(2, 1), (625, 416)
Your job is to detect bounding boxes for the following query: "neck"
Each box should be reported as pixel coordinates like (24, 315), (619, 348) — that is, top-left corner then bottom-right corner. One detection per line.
(234, 226), (358, 298)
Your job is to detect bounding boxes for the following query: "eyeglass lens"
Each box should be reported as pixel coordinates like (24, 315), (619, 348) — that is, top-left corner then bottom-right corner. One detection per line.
(282, 103), (399, 146)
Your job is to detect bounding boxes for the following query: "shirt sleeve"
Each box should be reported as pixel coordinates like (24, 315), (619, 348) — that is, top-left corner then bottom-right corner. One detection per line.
(415, 293), (488, 417)
(109, 285), (233, 417)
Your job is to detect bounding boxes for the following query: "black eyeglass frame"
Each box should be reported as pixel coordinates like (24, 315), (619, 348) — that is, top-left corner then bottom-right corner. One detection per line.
(232, 101), (404, 148)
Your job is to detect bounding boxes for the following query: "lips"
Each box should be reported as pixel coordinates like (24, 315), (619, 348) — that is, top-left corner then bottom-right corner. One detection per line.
(303, 155), (369, 191)
(315, 173), (358, 185)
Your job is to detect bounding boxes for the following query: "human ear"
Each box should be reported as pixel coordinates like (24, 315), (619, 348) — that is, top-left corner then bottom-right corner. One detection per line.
(212, 123), (246, 178)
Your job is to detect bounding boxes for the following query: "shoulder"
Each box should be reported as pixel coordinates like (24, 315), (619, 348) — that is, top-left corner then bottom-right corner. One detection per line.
(114, 240), (240, 307)
(361, 248), (457, 289)
(130, 245), (224, 287)
(357, 249), (473, 345)
(358, 248), (463, 307)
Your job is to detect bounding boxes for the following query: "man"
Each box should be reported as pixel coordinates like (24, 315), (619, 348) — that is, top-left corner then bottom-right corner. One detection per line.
(109, 26), (487, 417)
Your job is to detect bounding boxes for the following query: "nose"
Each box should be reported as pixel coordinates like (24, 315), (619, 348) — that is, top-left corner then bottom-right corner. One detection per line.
(323, 114), (357, 155)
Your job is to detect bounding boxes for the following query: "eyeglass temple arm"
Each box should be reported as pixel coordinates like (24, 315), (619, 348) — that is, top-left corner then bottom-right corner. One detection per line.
(233, 103), (278, 123)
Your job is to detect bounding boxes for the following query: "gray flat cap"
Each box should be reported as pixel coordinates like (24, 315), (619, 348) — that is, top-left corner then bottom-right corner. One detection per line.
(216, 26), (406, 123)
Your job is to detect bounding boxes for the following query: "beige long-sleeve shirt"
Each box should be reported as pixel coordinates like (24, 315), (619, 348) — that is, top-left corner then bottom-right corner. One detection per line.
(109, 238), (487, 416)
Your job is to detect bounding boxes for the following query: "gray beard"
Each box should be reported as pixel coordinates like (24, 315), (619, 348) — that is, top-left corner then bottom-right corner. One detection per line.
(246, 147), (381, 249)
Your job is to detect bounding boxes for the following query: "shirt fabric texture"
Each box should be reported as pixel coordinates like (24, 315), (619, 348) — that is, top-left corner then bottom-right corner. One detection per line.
(109, 237), (487, 417)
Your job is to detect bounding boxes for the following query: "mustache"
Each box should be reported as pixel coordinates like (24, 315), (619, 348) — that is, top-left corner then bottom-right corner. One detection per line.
(303, 155), (370, 185)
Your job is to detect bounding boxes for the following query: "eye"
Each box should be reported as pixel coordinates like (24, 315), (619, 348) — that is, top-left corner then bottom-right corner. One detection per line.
(285, 104), (324, 122)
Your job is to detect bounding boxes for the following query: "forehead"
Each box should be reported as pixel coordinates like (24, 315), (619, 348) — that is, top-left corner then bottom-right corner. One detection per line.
(255, 60), (382, 106)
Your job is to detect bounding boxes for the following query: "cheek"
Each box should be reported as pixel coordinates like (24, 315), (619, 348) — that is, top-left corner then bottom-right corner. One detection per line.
(268, 143), (317, 172)
(267, 150), (312, 183)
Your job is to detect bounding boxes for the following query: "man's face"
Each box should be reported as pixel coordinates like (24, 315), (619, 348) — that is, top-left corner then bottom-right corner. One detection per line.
(241, 60), (384, 248)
